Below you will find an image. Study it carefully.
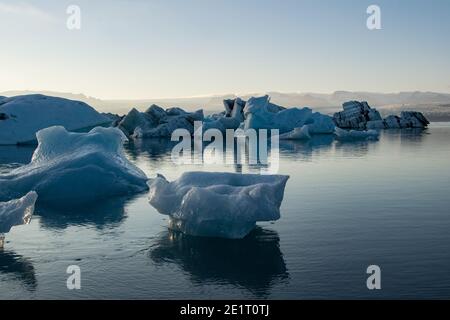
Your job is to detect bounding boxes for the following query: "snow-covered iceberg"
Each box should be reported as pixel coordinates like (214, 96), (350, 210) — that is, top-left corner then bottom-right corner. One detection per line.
(147, 172), (289, 239)
(334, 127), (380, 141)
(0, 126), (148, 207)
(0, 191), (37, 247)
(0, 94), (111, 145)
(117, 105), (204, 138)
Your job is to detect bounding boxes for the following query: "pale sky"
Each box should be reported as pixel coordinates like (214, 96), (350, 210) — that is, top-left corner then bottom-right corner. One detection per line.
(1, 0), (450, 99)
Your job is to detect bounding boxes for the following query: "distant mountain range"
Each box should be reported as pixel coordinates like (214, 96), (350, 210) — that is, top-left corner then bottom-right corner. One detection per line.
(2, 90), (450, 121)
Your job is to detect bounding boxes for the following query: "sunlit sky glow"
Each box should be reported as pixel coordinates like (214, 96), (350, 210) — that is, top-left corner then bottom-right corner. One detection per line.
(1, 0), (450, 99)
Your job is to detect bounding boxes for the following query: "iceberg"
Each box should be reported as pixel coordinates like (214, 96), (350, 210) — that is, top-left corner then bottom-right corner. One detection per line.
(333, 101), (382, 130)
(147, 172), (289, 239)
(367, 112), (430, 129)
(223, 98), (246, 122)
(334, 127), (380, 141)
(117, 105), (204, 138)
(398, 111), (430, 128)
(243, 95), (334, 135)
(383, 115), (402, 129)
(194, 98), (247, 135)
(200, 98), (247, 134)
(243, 95), (313, 133)
(0, 94), (111, 145)
(0, 191), (37, 247)
(0, 126), (148, 207)
(334, 100), (429, 130)
(307, 112), (335, 134)
(366, 120), (386, 130)
(201, 116), (241, 134)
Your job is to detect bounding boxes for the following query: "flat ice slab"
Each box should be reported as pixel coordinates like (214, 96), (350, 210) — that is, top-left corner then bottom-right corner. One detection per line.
(335, 127), (380, 141)
(0, 191), (37, 234)
(0, 94), (111, 145)
(147, 172), (289, 239)
(0, 126), (148, 207)
(278, 125), (311, 140)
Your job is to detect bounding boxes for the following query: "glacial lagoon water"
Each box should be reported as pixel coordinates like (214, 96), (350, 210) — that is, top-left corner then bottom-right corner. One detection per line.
(1, 123), (450, 299)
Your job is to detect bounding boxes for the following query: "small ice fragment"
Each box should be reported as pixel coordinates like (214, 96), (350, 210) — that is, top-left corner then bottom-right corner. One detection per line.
(0, 191), (38, 241)
(278, 125), (311, 140)
(334, 127), (380, 141)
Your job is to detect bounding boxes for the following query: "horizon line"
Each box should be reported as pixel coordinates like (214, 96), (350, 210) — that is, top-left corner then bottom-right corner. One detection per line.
(2, 89), (450, 102)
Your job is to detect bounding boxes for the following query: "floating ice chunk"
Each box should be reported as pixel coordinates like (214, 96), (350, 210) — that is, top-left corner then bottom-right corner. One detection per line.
(383, 115), (402, 129)
(145, 104), (166, 121)
(366, 120), (386, 130)
(147, 172), (289, 239)
(278, 125), (311, 140)
(0, 94), (111, 145)
(118, 106), (204, 138)
(333, 101), (382, 130)
(198, 98), (246, 134)
(398, 111), (430, 128)
(201, 117), (241, 134)
(223, 98), (246, 122)
(334, 127), (380, 141)
(243, 96), (313, 133)
(118, 108), (153, 137)
(0, 126), (148, 207)
(333, 100), (429, 130)
(133, 116), (196, 138)
(367, 112), (430, 130)
(0, 192), (37, 239)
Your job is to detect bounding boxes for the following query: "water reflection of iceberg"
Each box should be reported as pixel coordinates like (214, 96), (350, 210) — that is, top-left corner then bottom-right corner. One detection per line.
(149, 227), (289, 297)
(0, 250), (37, 291)
(125, 139), (176, 161)
(0, 145), (35, 166)
(35, 195), (135, 230)
(278, 134), (334, 160)
(382, 128), (429, 146)
(334, 139), (376, 158)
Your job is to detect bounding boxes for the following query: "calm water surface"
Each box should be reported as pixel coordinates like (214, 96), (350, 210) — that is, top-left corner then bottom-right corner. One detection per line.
(1, 123), (450, 299)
